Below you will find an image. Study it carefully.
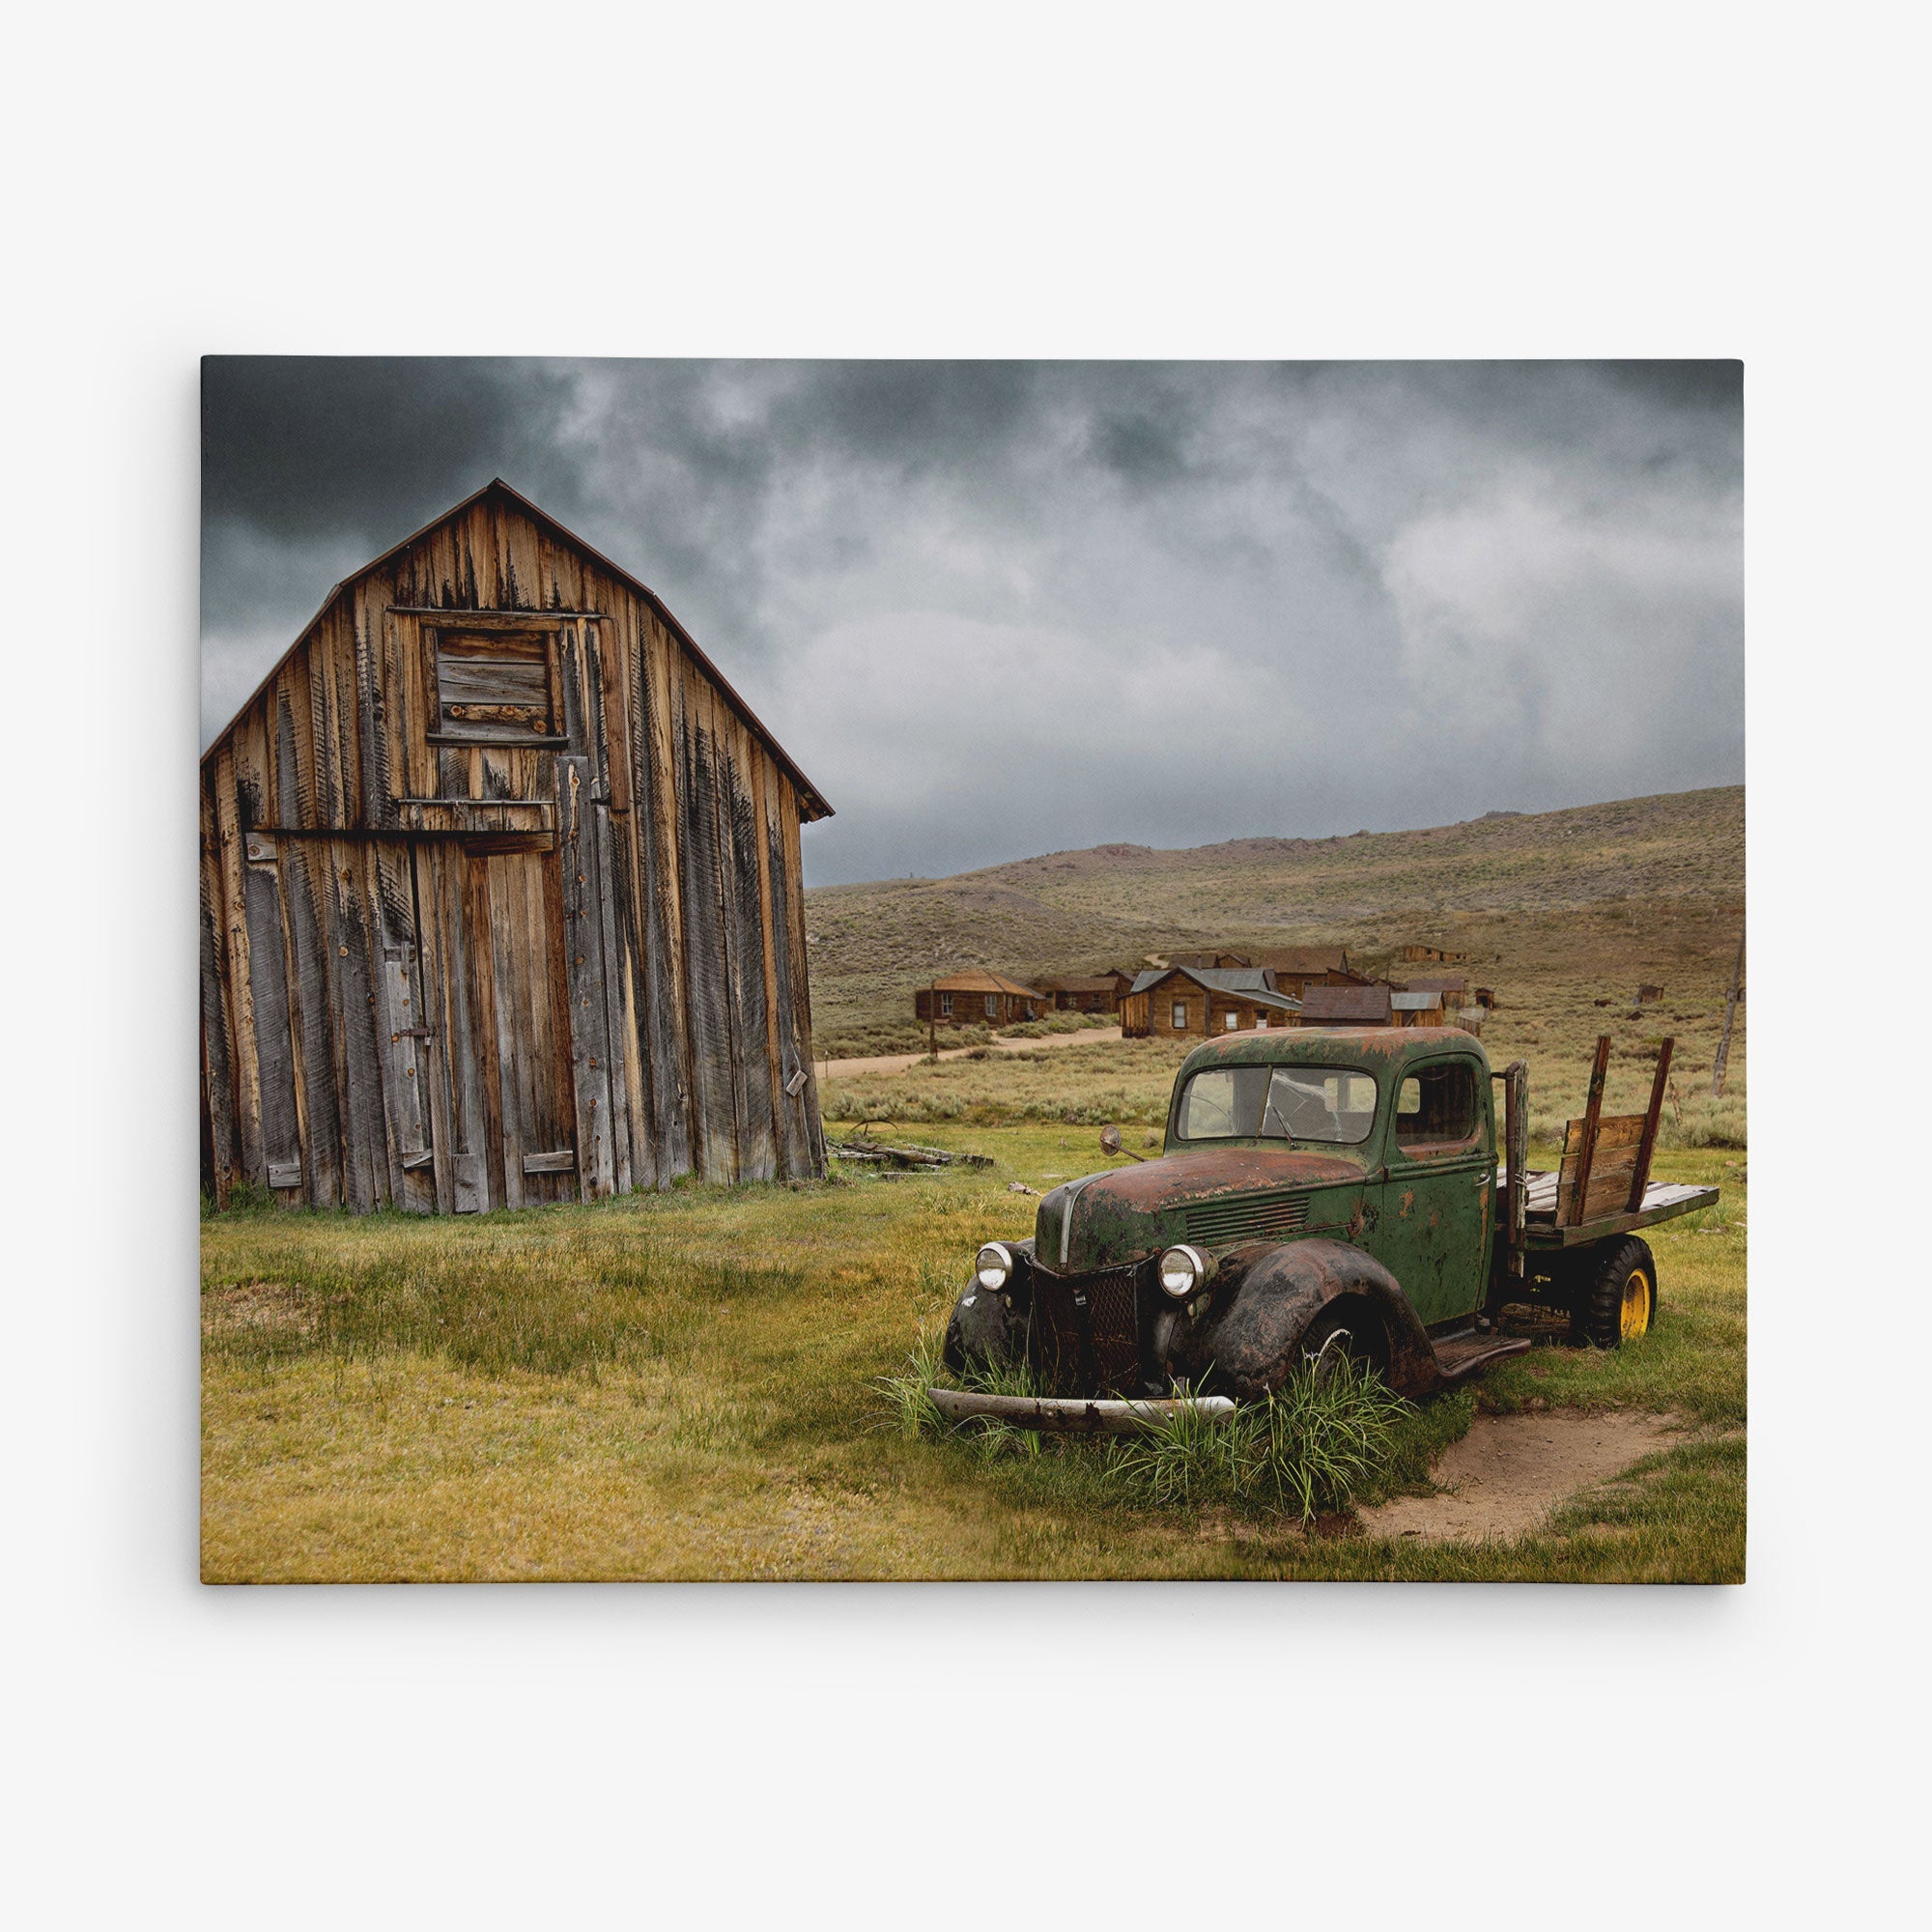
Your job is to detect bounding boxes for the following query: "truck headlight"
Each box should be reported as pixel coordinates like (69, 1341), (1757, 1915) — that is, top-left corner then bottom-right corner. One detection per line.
(1158, 1244), (1213, 1299)
(976, 1242), (1014, 1292)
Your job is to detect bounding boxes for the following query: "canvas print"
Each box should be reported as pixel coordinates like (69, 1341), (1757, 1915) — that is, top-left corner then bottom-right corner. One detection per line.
(199, 359), (1745, 1581)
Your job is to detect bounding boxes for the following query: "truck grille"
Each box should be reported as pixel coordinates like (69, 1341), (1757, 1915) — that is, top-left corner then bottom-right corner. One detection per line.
(1181, 1189), (1310, 1247)
(1031, 1265), (1142, 1396)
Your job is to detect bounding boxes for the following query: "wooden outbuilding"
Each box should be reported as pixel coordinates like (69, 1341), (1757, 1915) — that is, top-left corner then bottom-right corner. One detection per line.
(1246, 947), (1367, 999)
(1034, 971), (1132, 1014)
(1389, 989), (1447, 1027)
(915, 970), (1045, 1027)
(1120, 967), (1300, 1038)
(1294, 983), (1394, 1028)
(199, 479), (831, 1214)
(1398, 943), (1468, 965)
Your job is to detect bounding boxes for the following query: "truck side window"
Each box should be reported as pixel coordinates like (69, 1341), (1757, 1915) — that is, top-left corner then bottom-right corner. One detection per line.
(1394, 1063), (1479, 1151)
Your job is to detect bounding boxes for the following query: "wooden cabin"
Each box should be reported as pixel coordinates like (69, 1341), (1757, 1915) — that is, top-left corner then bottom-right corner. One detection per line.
(1034, 970), (1132, 1014)
(1246, 947), (1367, 999)
(1161, 951), (1252, 972)
(915, 970), (1045, 1027)
(199, 479), (831, 1214)
(1389, 989), (1447, 1027)
(1120, 967), (1300, 1038)
(1294, 983), (1394, 1028)
(1398, 942), (1468, 965)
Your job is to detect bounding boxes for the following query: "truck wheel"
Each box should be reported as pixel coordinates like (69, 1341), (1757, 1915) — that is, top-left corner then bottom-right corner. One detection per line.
(1577, 1237), (1656, 1350)
(1298, 1302), (1388, 1382)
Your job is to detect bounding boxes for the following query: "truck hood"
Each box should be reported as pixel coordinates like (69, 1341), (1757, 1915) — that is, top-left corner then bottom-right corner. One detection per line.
(1035, 1148), (1366, 1273)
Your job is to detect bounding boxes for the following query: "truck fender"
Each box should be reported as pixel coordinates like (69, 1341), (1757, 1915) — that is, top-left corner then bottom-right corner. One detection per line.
(1178, 1238), (1439, 1401)
(943, 1238), (1036, 1375)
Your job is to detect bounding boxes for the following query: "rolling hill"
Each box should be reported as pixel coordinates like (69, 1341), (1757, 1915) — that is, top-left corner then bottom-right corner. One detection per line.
(804, 785), (1745, 1058)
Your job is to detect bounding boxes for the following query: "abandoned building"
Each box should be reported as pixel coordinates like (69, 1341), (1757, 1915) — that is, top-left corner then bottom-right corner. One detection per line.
(1398, 942), (1468, 965)
(1390, 988), (1453, 1028)
(1245, 947), (1368, 998)
(199, 479), (831, 1213)
(1034, 971), (1133, 1014)
(1295, 982), (1395, 1028)
(915, 970), (1045, 1027)
(1120, 967), (1301, 1037)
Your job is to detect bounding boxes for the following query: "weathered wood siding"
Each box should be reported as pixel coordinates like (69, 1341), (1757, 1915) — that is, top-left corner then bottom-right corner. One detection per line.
(200, 483), (828, 1210)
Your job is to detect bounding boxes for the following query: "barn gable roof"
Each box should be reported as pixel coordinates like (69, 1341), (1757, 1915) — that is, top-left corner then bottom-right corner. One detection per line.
(1298, 983), (1394, 1023)
(200, 477), (832, 820)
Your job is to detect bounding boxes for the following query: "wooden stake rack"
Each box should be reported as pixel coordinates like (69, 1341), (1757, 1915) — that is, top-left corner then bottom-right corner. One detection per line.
(1556, 1035), (1675, 1227)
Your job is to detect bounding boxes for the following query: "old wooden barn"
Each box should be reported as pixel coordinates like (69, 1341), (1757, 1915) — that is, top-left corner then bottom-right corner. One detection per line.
(199, 479), (832, 1213)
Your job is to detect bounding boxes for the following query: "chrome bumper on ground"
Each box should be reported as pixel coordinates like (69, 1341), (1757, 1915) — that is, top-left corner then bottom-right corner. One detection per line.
(926, 1388), (1236, 1435)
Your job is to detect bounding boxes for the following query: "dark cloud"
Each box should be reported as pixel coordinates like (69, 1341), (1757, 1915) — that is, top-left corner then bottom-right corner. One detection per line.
(200, 359), (1743, 886)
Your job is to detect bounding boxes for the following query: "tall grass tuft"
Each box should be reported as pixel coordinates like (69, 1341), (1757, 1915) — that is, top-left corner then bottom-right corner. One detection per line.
(874, 1326), (951, 1439)
(1107, 1362), (1413, 1521)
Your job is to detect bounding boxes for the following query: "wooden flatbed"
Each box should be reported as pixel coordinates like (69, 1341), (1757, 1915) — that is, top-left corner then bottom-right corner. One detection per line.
(1504, 1168), (1720, 1250)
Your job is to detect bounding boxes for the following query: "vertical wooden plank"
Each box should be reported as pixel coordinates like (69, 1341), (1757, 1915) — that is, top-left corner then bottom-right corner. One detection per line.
(199, 779), (240, 1203)
(327, 839), (389, 1212)
(242, 848), (303, 1196)
(592, 802), (635, 1196)
(500, 497), (543, 611)
(677, 666), (737, 1181)
(724, 718), (777, 1180)
(279, 837), (343, 1208)
(750, 751), (793, 1178)
(210, 747), (264, 1183)
(1628, 1037), (1674, 1211)
(643, 611), (693, 1179)
(465, 851), (508, 1209)
(763, 779), (812, 1178)
(557, 756), (614, 1199)
(538, 845), (582, 1204)
(779, 781), (826, 1174)
(1565, 1034), (1613, 1228)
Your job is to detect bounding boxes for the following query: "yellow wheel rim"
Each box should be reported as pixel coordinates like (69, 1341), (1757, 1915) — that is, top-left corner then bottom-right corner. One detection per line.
(1620, 1267), (1652, 1341)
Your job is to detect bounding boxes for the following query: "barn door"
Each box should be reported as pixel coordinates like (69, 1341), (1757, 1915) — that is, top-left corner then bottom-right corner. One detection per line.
(415, 840), (579, 1211)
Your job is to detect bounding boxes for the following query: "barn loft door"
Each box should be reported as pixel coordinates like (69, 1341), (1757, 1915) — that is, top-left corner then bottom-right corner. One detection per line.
(415, 840), (580, 1211)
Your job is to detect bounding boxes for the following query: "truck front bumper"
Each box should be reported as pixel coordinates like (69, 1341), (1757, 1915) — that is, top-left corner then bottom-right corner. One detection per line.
(926, 1388), (1236, 1435)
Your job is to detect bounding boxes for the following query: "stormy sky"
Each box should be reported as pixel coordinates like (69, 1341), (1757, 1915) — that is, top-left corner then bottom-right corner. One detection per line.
(202, 359), (1743, 887)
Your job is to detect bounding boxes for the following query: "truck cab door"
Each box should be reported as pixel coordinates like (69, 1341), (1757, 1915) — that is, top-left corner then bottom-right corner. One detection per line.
(1377, 1056), (1495, 1326)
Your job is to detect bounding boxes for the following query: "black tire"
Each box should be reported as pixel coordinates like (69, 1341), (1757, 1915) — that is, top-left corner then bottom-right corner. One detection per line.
(1576, 1236), (1657, 1351)
(1296, 1300), (1389, 1382)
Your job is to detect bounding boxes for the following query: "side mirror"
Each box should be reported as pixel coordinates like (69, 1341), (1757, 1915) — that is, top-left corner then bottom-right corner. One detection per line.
(1099, 1123), (1147, 1162)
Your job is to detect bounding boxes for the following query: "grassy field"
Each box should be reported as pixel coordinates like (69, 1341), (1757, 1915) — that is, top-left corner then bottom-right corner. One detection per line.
(204, 784), (1745, 1582)
(203, 1123), (1744, 1583)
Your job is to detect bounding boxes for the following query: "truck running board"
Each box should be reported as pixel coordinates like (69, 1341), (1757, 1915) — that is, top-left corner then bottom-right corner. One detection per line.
(1430, 1333), (1533, 1382)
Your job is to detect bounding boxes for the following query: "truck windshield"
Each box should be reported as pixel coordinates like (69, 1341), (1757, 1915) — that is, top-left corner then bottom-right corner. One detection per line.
(1176, 1065), (1378, 1144)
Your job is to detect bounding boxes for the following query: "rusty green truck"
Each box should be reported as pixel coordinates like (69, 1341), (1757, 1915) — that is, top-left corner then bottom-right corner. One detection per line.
(935, 1026), (1716, 1431)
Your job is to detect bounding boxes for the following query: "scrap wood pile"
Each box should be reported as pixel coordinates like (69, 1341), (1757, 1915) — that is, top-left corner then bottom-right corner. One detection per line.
(825, 1131), (993, 1172)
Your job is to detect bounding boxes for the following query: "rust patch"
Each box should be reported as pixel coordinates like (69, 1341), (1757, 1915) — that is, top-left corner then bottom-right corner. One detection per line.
(1400, 1188), (1415, 1218)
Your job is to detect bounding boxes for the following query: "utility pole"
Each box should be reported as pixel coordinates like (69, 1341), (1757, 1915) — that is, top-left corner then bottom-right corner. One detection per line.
(927, 946), (943, 1062)
(1712, 927), (1745, 1098)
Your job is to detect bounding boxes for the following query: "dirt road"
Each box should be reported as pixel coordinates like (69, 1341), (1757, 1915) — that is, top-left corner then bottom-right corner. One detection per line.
(820, 1026), (1123, 1080)
(1358, 1408), (1684, 1544)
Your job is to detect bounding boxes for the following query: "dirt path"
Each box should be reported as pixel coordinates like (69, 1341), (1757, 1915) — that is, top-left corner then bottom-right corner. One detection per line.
(1358, 1408), (1684, 1545)
(820, 1026), (1123, 1079)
